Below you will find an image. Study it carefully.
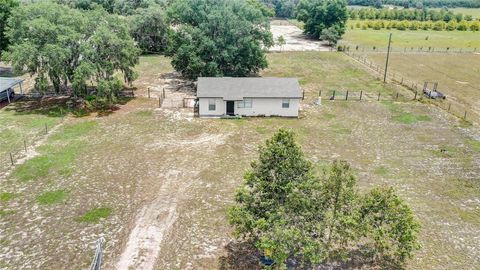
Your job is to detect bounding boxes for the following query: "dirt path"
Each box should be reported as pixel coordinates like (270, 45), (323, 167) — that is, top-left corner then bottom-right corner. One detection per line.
(270, 20), (331, 52)
(114, 118), (229, 270)
(116, 170), (180, 270)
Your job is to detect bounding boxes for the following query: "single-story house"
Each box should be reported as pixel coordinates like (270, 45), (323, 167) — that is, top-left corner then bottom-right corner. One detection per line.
(196, 77), (302, 118)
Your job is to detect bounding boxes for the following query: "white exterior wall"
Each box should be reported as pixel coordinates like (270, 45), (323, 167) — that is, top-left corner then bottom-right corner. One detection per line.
(199, 97), (300, 117)
(235, 98), (299, 117)
(198, 98), (225, 117)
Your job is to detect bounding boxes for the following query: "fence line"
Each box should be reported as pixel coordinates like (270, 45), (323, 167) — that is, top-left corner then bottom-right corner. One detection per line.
(338, 42), (479, 54)
(343, 50), (478, 124)
(318, 89), (414, 103)
(2, 121), (59, 171)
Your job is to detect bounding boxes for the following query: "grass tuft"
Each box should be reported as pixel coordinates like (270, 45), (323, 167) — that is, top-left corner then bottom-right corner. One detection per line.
(0, 209), (15, 217)
(374, 166), (389, 176)
(0, 193), (15, 202)
(467, 139), (480, 152)
(393, 113), (431, 124)
(78, 207), (112, 223)
(36, 190), (68, 205)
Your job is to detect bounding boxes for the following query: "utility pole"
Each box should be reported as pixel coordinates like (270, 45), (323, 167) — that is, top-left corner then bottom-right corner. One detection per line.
(384, 33), (392, 83)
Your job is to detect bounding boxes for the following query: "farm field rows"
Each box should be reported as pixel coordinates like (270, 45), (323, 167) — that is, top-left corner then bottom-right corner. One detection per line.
(0, 53), (479, 269)
(342, 23), (480, 50)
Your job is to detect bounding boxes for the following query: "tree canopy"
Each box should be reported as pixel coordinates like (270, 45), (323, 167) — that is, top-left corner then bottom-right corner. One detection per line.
(296, 0), (348, 40)
(129, 5), (170, 54)
(0, 0), (19, 56)
(166, 0), (273, 79)
(261, 0), (300, 18)
(228, 129), (421, 268)
(3, 2), (140, 104)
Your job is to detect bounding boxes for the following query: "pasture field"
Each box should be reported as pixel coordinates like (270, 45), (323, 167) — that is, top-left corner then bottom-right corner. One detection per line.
(362, 53), (480, 117)
(0, 53), (479, 270)
(342, 23), (480, 49)
(431, 7), (480, 18)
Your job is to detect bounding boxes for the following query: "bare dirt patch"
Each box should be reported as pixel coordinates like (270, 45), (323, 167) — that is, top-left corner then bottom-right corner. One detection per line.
(270, 20), (331, 52)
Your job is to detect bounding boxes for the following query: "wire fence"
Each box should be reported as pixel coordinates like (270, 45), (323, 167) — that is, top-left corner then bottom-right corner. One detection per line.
(1, 122), (56, 172)
(338, 42), (480, 54)
(318, 89), (415, 103)
(343, 50), (478, 124)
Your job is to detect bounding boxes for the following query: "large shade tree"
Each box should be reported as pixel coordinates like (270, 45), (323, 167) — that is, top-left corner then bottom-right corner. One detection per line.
(3, 2), (139, 103)
(296, 0), (348, 41)
(166, 0), (273, 79)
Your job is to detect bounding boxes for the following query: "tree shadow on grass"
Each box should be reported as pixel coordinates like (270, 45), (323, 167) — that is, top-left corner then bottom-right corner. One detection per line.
(3, 95), (135, 118)
(218, 241), (262, 270)
(4, 96), (74, 117)
(218, 241), (388, 270)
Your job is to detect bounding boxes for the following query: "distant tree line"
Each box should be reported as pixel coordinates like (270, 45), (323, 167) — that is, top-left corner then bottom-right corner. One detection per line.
(355, 18), (480, 30)
(347, 0), (480, 8)
(349, 7), (477, 21)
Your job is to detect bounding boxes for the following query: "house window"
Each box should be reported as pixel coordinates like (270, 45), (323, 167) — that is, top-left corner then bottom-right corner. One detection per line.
(208, 99), (216, 111)
(282, 99), (290, 108)
(237, 98), (252, 108)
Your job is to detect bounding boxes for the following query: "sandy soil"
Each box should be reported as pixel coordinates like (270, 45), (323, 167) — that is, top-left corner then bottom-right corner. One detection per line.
(270, 20), (331, 52)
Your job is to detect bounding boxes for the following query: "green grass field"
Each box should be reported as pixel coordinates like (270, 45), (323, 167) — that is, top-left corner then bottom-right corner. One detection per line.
(343, 23), (480, 49)
(1, 53), (479, 269)
(431, 7), (480, 18)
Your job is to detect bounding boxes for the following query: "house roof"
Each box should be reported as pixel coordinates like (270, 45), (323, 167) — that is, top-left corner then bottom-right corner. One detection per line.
(0, 77), (24, 92)
(197, 77), (302, 100)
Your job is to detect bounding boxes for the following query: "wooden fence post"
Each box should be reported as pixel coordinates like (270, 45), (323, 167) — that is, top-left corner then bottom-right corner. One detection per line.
(395, 93), (399, 100)
(45, 124), (48, 134)
(377, 92), (381, 101)
(147, 88), (150, 99)
(159, 97), (161, 108)
(464, 111), (467, 120)
(10, 153), (14, 166)
(414, 91), (417, 100)
(448, 103), (451, 112)
(359, 90), (363, 101)
(345, 90), (349, 100)
(24, 140), (27, 152)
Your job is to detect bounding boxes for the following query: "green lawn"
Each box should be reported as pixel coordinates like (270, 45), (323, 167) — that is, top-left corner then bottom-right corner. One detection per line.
(343, 22), (480, 49)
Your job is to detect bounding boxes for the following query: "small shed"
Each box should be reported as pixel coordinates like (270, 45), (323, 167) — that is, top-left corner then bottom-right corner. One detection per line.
(196, 77), (302, 118)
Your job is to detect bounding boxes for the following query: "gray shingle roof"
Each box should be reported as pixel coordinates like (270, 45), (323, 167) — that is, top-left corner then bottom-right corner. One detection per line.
(197, 77), (302, 100)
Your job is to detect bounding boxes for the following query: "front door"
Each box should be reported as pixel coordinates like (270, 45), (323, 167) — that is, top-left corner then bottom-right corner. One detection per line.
(226, 101), (235, 116)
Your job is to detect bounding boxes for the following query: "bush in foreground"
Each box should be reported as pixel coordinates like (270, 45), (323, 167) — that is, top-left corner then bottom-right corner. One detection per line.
(228, 129), (420, 268)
